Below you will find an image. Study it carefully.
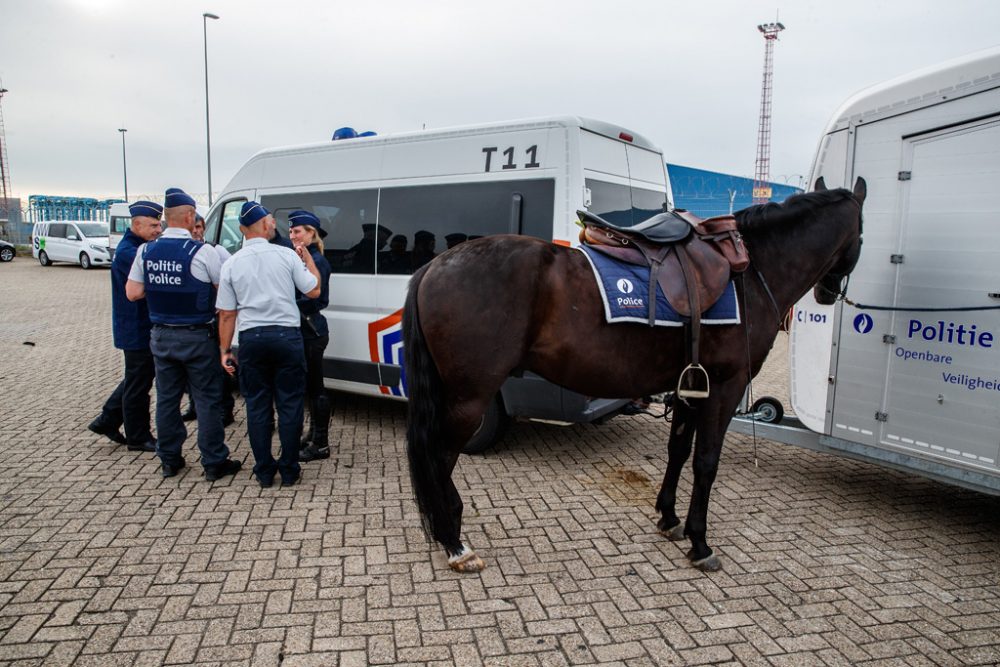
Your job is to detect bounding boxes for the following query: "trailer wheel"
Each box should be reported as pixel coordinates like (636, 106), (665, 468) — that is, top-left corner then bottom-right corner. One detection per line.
(463, 394), (509, 455)
(751, 396), (784, 424)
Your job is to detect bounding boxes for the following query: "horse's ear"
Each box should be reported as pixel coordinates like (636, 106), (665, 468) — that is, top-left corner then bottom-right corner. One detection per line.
(852, 177), (867, 205)
(814, 176), (827, 191)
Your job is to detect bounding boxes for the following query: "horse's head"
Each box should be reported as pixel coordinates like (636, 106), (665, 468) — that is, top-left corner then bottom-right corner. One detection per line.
(813, 177), (866, 305)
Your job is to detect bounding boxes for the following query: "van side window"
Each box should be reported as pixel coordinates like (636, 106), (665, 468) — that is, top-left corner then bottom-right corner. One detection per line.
(48, 223), (67, 238)
(260, 190), (379, 274)
(376, 179), (556, 275)
(586, 178), (666, 227)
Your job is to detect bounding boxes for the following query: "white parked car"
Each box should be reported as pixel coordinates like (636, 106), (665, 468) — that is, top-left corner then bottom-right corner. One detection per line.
(31, 220), (112, 269)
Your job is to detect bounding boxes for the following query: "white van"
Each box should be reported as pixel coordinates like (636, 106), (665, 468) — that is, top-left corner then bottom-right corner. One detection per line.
(731, 47), (1000, 495)
(32, 220), (112, 269)
(108, 202), (132, 252)
(205, 116), (672, 449)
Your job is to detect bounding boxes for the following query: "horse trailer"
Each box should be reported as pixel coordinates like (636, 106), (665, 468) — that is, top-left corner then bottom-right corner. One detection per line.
(731, 46), (1000, 495)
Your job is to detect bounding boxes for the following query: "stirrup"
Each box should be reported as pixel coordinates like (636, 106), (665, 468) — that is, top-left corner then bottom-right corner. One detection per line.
(677, 363), (710, 400)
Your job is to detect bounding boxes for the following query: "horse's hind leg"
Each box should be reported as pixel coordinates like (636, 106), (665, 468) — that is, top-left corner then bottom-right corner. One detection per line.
(655, 399), (697, 541)
(438, 398), (493, 573)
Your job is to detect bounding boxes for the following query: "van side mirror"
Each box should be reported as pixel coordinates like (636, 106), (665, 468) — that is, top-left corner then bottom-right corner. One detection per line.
(67, 234), (79, 241)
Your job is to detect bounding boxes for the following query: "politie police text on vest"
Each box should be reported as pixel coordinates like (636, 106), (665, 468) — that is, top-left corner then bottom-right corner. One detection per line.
(146, 259), (186, 285)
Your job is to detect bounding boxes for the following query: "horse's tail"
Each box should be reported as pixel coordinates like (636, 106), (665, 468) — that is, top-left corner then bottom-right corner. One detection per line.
(402, 266), (451, 545)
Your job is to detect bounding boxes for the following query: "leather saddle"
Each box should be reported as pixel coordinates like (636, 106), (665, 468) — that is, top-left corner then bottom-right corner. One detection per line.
(578, 208), (750, 400)
(578, 209), (748, 318)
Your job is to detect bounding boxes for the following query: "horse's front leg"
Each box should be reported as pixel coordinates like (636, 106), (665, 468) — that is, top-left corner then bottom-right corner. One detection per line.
(655, 398), (697, 540)
(685, 380), (746, 572)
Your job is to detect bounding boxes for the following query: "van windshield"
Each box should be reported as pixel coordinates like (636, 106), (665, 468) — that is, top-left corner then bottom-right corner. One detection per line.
(76, 223), (109, 238)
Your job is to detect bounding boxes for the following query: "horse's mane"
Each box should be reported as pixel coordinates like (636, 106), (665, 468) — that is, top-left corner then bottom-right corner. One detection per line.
(734, 189), (857, 238)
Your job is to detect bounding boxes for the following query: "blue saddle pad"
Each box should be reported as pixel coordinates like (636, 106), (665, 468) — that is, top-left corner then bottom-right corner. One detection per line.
(578, 245), (740, 327)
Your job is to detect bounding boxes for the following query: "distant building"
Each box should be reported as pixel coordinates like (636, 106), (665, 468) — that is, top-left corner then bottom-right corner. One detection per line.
(667, 164), (803, 218)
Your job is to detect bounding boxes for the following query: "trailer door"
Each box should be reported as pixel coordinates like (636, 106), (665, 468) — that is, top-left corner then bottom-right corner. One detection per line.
(881, 118), (1000, 471)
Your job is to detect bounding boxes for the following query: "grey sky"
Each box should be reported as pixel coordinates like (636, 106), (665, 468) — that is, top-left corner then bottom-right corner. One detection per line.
(1, 0), (998, 202)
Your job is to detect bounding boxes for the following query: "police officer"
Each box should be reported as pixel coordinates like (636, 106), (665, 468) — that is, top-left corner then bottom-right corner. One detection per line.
(287, 210), (332, 462)
(217, 202), (321, 488)
(126, 187), (241, 481)
(87, 201), (162, 452)
(181, 214), (236, 426)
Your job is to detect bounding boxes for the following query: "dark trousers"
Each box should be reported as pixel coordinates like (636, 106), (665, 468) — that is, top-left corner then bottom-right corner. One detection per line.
(303, 335), (328, 400)
(99, 349), (155, 445)
(151, 326), (230, 469)
(238, 326), (305, 479)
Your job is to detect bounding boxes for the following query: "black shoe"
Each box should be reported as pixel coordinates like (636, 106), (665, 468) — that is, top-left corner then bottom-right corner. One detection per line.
(181, 405), (197, 422)
(280, 472), (301, 487)
(299, 445), (330, 462)
(161, 458), (186, 478)
(204, 458), (242, 481)
(223, 411), (235, 427)
(256, 472), (275, 488)
(127, 439), (157, 453)
(88, 418), (127, 445)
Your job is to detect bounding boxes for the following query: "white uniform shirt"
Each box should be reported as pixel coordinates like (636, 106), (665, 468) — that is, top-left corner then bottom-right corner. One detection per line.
(216, 237), (318, 332)
(213, 243), (232, 265)
(128, 227), (223, 285)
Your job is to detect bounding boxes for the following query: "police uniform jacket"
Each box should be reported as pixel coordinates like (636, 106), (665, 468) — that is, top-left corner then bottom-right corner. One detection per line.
(296, 244), (331, 339)
(111, 229), (153, 350)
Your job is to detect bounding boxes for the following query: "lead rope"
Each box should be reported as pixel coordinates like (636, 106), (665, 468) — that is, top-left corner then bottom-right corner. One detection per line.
(738, 272), (758, 467)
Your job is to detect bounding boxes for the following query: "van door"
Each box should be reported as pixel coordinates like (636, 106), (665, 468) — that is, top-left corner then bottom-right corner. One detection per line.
(581, 130), (667, 226)
(64, 223), (84, 261)
(879, 118), (1000, 471)
(46, 223), (68, 261)
(205, 194), (253, 256)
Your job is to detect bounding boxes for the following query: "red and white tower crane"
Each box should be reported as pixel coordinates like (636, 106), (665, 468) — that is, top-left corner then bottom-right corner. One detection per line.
(752, 21), (785, 205)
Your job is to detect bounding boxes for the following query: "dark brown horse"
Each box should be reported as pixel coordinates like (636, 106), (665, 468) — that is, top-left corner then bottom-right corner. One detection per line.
(404, 178), (866, 573)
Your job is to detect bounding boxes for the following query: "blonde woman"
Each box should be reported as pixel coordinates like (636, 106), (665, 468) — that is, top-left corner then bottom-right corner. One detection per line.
(287, 210), (333, 461)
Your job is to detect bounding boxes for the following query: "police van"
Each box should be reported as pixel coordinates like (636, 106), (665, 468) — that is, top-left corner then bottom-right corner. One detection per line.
(205, 116), (672, 450)
(730, 47), (1000, 494)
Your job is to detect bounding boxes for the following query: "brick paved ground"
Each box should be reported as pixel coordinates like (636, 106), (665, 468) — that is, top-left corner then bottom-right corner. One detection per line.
(1, 256), (999, 666)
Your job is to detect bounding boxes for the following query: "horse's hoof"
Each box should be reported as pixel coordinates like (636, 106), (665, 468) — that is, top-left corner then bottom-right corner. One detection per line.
(657, 520), (685, 541)
(447, 547), (486, 573)
(688, 550), (722, 572)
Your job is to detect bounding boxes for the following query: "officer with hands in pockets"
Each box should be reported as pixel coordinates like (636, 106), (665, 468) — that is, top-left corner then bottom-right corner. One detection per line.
(88, 201), (163, 452)
(126, 187), (242, 481)
(216, 202), (321, 488)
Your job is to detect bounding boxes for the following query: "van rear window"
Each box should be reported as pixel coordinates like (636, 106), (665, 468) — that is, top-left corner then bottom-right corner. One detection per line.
(586, 179), (666, 227)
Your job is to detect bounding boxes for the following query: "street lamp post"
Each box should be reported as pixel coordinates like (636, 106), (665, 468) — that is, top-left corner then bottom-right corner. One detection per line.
(203, 12), (220, 206)
(118, 127), (128, 201)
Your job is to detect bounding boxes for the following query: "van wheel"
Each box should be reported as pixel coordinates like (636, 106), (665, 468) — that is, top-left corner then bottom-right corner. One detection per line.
(79, 253), (92, 269)
(38, 251), (51, 266)
(463, 394), (509, 455)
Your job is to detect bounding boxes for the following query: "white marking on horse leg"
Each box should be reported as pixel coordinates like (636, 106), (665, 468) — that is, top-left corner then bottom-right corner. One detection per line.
(690, 552), (722, 572)
(447, 544), (486, 573)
